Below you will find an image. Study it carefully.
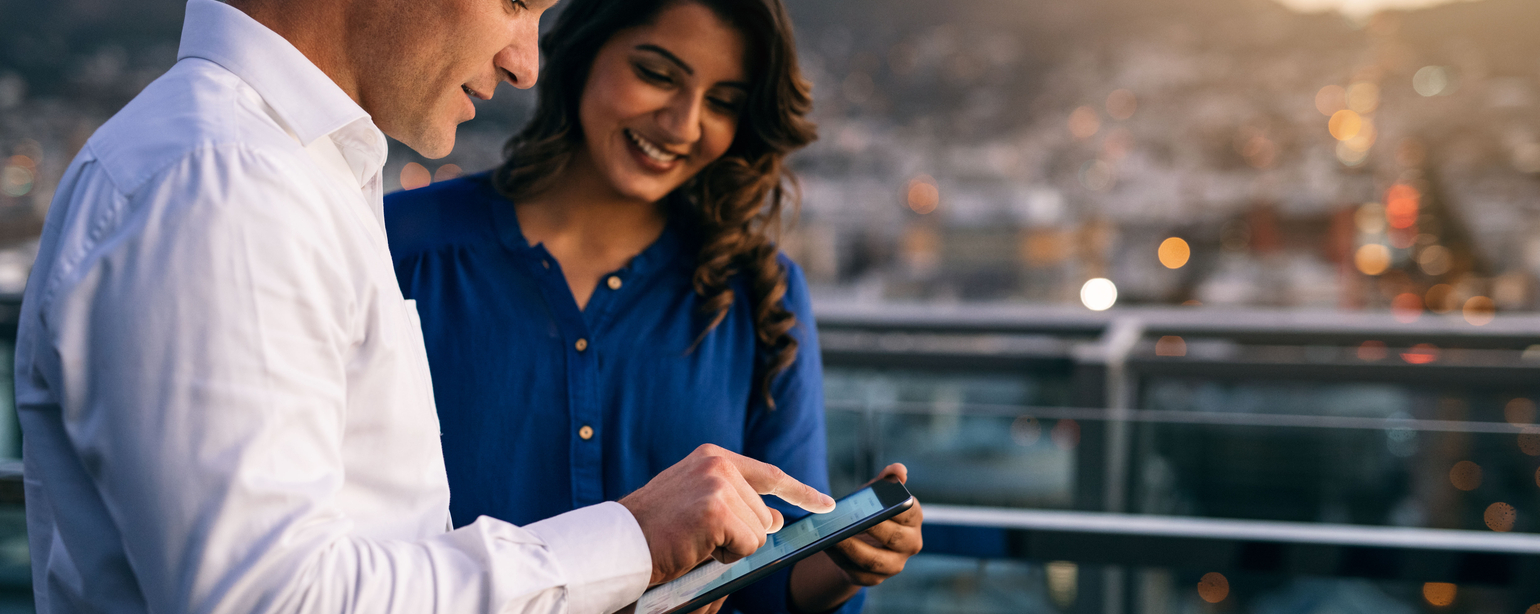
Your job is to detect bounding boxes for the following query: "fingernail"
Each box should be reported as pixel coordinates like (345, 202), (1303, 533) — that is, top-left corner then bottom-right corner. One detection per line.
(822, 494), (836, 508)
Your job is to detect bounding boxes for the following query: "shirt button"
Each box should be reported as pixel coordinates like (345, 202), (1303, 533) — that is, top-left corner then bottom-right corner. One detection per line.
(578, 425), (594, 440)
(607, 276), (622, 290)
(575, 338), (588, 352)
(542, 259), (551, 269)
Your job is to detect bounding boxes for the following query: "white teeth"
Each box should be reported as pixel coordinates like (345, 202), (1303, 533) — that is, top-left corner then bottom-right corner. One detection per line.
(625, 129), (679, 163)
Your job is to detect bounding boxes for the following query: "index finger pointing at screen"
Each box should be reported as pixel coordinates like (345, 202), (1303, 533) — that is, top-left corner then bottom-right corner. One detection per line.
(731, 453), (836, 514)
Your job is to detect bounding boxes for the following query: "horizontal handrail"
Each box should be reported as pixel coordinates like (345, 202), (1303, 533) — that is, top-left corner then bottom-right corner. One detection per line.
(924, 505), (1540, 555)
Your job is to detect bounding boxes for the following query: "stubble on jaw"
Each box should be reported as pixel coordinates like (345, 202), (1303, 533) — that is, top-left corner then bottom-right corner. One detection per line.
(344, 0), (467, 158)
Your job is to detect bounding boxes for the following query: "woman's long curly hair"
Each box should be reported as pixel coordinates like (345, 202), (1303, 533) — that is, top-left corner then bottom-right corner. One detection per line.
(493, 0), (816, 408)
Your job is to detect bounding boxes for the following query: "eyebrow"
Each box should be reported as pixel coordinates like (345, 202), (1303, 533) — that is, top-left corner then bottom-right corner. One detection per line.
(636, 44), (695, 75)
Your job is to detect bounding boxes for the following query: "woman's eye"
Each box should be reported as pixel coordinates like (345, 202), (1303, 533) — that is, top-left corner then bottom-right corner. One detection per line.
(636, 65), (673, 85)
(709, 97), (743, 115)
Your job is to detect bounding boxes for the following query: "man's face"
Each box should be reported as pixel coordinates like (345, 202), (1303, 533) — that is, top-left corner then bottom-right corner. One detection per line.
(355, 0), (557, 159)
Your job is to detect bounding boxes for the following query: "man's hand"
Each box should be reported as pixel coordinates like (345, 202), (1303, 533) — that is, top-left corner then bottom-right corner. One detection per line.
(620, 444), (836, 586)
(789, 464), (924, 612)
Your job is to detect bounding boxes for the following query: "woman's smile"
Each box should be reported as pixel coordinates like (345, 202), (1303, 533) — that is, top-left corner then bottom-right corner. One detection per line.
(623, 128), (684, 172)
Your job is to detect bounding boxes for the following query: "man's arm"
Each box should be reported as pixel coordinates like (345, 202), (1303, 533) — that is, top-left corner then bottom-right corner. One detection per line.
(31, 147), (651, 614)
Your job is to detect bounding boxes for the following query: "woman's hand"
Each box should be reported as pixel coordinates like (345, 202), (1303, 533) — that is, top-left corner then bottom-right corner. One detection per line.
(788, 464), (924, 612)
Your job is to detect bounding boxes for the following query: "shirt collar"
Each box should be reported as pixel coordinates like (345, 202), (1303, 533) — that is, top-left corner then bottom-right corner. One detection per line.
(177, 0), (386, 187)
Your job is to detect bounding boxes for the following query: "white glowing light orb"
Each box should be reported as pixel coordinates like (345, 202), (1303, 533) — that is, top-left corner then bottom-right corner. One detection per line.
(1080, 278), (1118, 311)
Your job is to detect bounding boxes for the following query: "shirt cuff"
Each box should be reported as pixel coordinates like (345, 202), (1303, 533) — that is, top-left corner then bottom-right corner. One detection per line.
(524, 501), (652, 614)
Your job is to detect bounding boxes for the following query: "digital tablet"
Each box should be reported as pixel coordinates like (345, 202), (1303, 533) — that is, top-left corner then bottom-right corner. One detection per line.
(636, 479), (916, 614)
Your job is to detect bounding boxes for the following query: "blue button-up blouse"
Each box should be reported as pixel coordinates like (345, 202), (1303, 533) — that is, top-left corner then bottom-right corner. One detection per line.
(385, 173), (862, 614)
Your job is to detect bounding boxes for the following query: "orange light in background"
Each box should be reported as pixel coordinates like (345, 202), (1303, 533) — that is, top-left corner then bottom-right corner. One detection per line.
(400, 162), (431, 190)
(1519, 428), (1540, 456)
(1068, 106), (1100, 139)
(1422, 583), (1456, 607)
(434, 164), (463, 182)
(1386, 184), (1420, 229)
(1484, 502), (1516, 532)
(1355, 203), (1385, 234)
(6, 155), (35, 171)
(1051, 419), (1080, 450)
(1388, 226), (1417, 250)
(1417, 246), (1452, 276)
(1342, 117), (1376, 152)
(1346, 82), (1380, 114)
(1158, 237), (1190, 269)
(1401, 343), (1439, 365)
(1197, 572), (1229, 604)
(906, 175), (939, 214)
(1315, 85), (1346, 116)
(1354, 244), (1390, 275)
(1425, 284), (1455, 313)
(1106, 89), (1137, 120)
(1155, 336), (1187, 357)
(1449, 460), (1482, 491)
(1357, 340), (1388, 361)
(1392, 292), (1422, 323)
(1463, 296), (1495, 326)
(1328, 110), (1362, 141)
(1505, 398), (1536, 426)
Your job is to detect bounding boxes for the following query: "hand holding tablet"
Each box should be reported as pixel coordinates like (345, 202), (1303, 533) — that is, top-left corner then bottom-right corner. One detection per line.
(636, 477), (917, 614)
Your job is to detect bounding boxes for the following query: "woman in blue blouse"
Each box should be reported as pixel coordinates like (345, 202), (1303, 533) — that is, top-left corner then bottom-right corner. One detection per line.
(386, 0), (921, 612)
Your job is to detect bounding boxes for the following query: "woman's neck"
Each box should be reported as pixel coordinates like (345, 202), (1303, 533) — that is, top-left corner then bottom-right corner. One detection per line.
(515, 150), (669, 310)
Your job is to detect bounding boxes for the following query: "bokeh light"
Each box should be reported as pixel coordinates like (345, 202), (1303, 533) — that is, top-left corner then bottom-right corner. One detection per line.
(1519, 428), (1540, 456)
(1357, 340), (1387, 361)
(1425, 284), (1455, 313)
(1328, 110), (1362, 141)
(1158, 237), (1190, 269)
(1354, 244), (1390, 275)
(433, 164), (463, 182)
(1336, 140), (1369, 167)
(1386, 184), (1419, 228)
(1068, 106), (1100, 139)
(400, 162), (431, 190)
(1462, 296), (1495, 326)
(1413, 66), (1451, 97)
(1315, 85), (1346, 116)
(1079, 160), (1114, 191)
(1010, 416), (1041, 446)
(0, 155), (34, 197)
(1417, 246), (1452, 276)
(1346, 82), (1379, 114)
(1106, 89), (1137, 120)
(1391, 292), (1422, 323)
(1449, 460), (1481, 491)
(1341, 117), (1376, 152)
(1155, 336), (1186, 357)
(1484, 502), (1516, 532)
(1354, 203), (1385, 234)
(1503, 398), (1535, 426)
(1197, 572), (1229, 604)
(1422, 583), (1456, 607)
(1401, 343), (1438, 364)
(1051, 419), (1080, 450)
(1080, 278), (1117, 311)
(907, 175), (940, 214)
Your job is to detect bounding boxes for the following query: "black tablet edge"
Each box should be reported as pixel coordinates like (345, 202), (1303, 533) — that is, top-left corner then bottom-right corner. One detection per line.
(658, 484), (916, 614)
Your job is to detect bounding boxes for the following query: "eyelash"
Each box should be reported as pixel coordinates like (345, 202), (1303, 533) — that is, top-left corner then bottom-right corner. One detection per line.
(636, 65), (741, 114)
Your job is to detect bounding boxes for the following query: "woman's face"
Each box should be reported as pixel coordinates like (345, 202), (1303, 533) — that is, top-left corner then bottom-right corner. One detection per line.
(577, 2), (749, 203)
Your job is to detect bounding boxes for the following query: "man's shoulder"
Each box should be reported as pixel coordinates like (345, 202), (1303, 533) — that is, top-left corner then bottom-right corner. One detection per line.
(85, 58), (302, 196)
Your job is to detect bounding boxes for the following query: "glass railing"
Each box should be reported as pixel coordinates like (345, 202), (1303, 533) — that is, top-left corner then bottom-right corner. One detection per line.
(816, 302), (1540, 613)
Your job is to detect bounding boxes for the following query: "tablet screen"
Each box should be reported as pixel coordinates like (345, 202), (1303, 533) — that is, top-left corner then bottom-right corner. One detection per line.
(637, 488), (886, 614)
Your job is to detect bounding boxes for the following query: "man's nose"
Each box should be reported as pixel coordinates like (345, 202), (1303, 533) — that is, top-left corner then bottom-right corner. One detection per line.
(495, 18), (541, 90)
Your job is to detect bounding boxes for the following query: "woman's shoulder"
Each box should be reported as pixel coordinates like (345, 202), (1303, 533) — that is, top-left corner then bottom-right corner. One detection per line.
(774, 252), (814, 319)
(384, 171), (504, 258)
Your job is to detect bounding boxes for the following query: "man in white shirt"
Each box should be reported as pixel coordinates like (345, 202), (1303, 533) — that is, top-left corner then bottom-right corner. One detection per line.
(14, 0), (835, 612)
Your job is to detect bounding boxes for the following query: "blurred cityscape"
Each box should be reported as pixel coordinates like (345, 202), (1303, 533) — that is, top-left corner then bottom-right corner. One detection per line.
(6, 0), (1540, 318)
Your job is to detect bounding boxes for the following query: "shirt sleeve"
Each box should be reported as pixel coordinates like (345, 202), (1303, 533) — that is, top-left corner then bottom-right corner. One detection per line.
(724, 257), (866, 614)
(26, 147), (650, 614)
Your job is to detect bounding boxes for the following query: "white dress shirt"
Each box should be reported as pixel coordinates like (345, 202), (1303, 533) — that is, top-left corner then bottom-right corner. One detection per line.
(14, 1), (651, 612)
